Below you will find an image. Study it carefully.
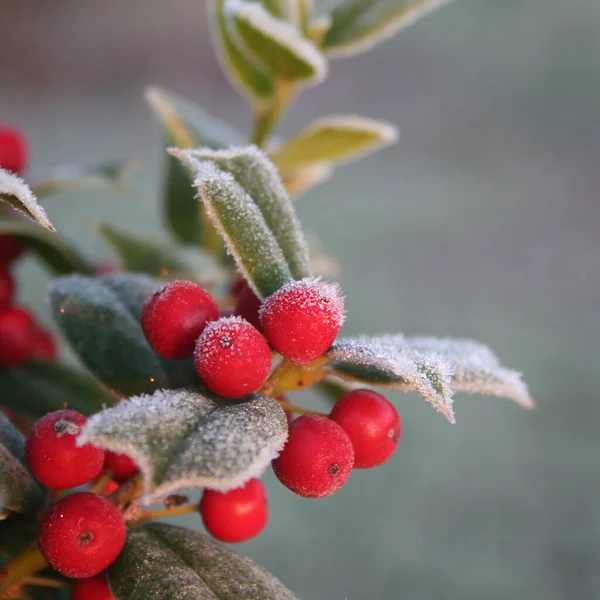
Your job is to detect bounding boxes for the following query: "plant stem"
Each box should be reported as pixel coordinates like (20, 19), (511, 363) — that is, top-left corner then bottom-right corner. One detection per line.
(21, 576), (65, 589)
(252, 79), (297, 148)
(108, 473), (143, 507)
(276, 398), (326, 417)
(0, 542), (48, 595)
(89, 471), (113, 495)
(134, 503), (199, 523)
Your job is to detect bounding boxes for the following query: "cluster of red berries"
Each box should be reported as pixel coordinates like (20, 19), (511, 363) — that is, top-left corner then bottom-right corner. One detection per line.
(0, 126), (57, 368)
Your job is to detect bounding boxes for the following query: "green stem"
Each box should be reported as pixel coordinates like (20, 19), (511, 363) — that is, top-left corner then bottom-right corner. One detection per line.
(252, 80), (297, 148)
(134, 503), (199, 523)
(0, 542), (48, 595)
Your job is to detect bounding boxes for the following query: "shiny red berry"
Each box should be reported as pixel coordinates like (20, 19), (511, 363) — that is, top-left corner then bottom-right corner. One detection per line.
(104, 451), (138, 482)
(0, 265), (15, 309)
(141, 280), (219, 360)
(260, 278), (345, 364)
(194, 316), (272, 398)
(200, 479), (268, 543)
(31, 326), (58, 362)
(38, 492), (126, 579)
(233, 282), (263, 331)
(0, 307), (36, 367)
(25, 409), (105, 489)
(0, 126), (28, 175)
(329, 389), (401, 469)
(0, 236), (24, 266)
(272, 415), (354, 498)
(71, 573), (114, 600)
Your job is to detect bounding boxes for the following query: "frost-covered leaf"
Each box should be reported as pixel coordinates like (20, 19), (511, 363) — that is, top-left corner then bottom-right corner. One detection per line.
(0, 168), (54, 231)
(183, 145), (311, 280)
(0, 218), (94, 275)
(227, 1), (327, 83)
(0, 412), (44, 515)
(109, 524), (299, 600)
(281, 163), (332, 198)
(209, 0), (274, 99)
(48, 274), (197, 397)
(145, 87), (243, 245)
(30, 159), (137, 198)
(273, 115), (398, 170)
(171, 150), (293, 298)
(323, 0), (454, 57)
(402, 336), (535, 409)
(96, 223), (191, 278)
(78, 389), (288, 502)
(326, 336), (455, 421)
(0, 360), (117, 419)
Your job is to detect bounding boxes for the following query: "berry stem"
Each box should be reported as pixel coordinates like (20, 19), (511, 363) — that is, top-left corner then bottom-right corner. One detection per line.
(275, 398), (327, 417)
(252, 80), (297, 148)
(89, 471), (114, 495)
(21, 576), (66, 589)
(134, 503), (199, 522)
(262, 356), (331, 397)
(0, 542), (48, 594)
(108, 473), (143, 507)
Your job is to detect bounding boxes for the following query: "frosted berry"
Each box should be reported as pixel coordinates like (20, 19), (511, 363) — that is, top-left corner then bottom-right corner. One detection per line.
(233, 282), (263, 331)
(0, 235), (24, 265)
(329, 389), (401, 469)
(31, 326), (58, 362)
(272, 415), (354, 498)
(25, 409), (105, 489)
(38, 492), (126, 579)
(71, 573), (114, 600)
(194, 316), (272, 398)
(141, 280), (220, 360)
(0, 307), (36, 367)
(200, 479), (268, 543)
(260, 278), (345, 364)
(104, 451), (138, 482)
(0, 265), (15, 309)
(0, 126), (28, 175)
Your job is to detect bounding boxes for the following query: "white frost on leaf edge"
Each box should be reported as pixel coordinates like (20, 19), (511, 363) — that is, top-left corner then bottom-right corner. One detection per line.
(0, 168), (55, 231)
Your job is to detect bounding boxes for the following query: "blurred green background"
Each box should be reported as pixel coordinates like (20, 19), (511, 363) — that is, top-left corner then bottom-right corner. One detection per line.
(2, 1), (600, 598)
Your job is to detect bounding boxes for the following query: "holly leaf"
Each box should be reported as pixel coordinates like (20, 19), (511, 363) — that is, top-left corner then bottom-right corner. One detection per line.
(323, 0), (454, 57)
(0, 219), (94, 275)
(0, 360), (117, 419)
(209, 0), (274, 99)
(48, 273), (197, 398)
(109, 523), (299, 599)
(95, 223), (192, 278)
(181, 146), (311, 280)
(0, 168), (55, 231)
(171, 150), (293, 298)
(30, 159), (137, 198)
(78, 389), (288, 502)
(0, 412), (44, 515)
(272, 115), (398, 171)
(227, 1), (327, 83)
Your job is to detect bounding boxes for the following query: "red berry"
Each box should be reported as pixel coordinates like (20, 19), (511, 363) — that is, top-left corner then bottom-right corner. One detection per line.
(260, 278), (345, 364)
(0, 236), (24, 266)
(38, 492), (126, 579)
(200, 479), (268, 543)
(25, 409), (105, 489)
(91, 475), (120, 496)
(329, 389), (401, 469)
(0, 265), (15, 309)
(104, 451), (138, 482)
(31, 326), (58, 362)
(0, 307), (36, 367)
(0, 126), (28, 175)
(141, 280), (220, 360)
(71, 573), (114, 600)
(194, 316), (272, 398)
(233, 283), (263, 331)
(230, 274), (247, 298)
(272, 415), (354, 498)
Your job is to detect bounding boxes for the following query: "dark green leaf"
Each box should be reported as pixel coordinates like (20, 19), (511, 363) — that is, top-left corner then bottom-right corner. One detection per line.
(79, 389), (288, 501)
(0, 360), (117, 419)
(109, 524), (299, 599)
(48, 274), (197, 397)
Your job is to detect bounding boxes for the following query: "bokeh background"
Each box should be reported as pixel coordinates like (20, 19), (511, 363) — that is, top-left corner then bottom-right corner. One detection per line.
(2, 1), (600, 598)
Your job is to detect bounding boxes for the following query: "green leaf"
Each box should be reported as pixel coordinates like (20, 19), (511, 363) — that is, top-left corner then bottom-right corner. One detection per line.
(297, 0), (313, 33)
(273, 115), (398, 170)
(96, 223), (191, 278)
(281, 163), (332, 199)
(145, 87), (243, 246)
(30, 159), (137, 198)
(109, 524), (299, 599)
(323, 0), (454, 56)
(0, 168), (55, 231)
(209, 0), (274, 99)
(0, 412), (44, 515)
(181, 146), (311, 280)
(0, 361), (117, 419)
(0, 219), (94, 275)
(48, 273), (197, 397)
(79, 389), (288, 502)
(172, 150), (293, 298)
(227, 1), (327, 83)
